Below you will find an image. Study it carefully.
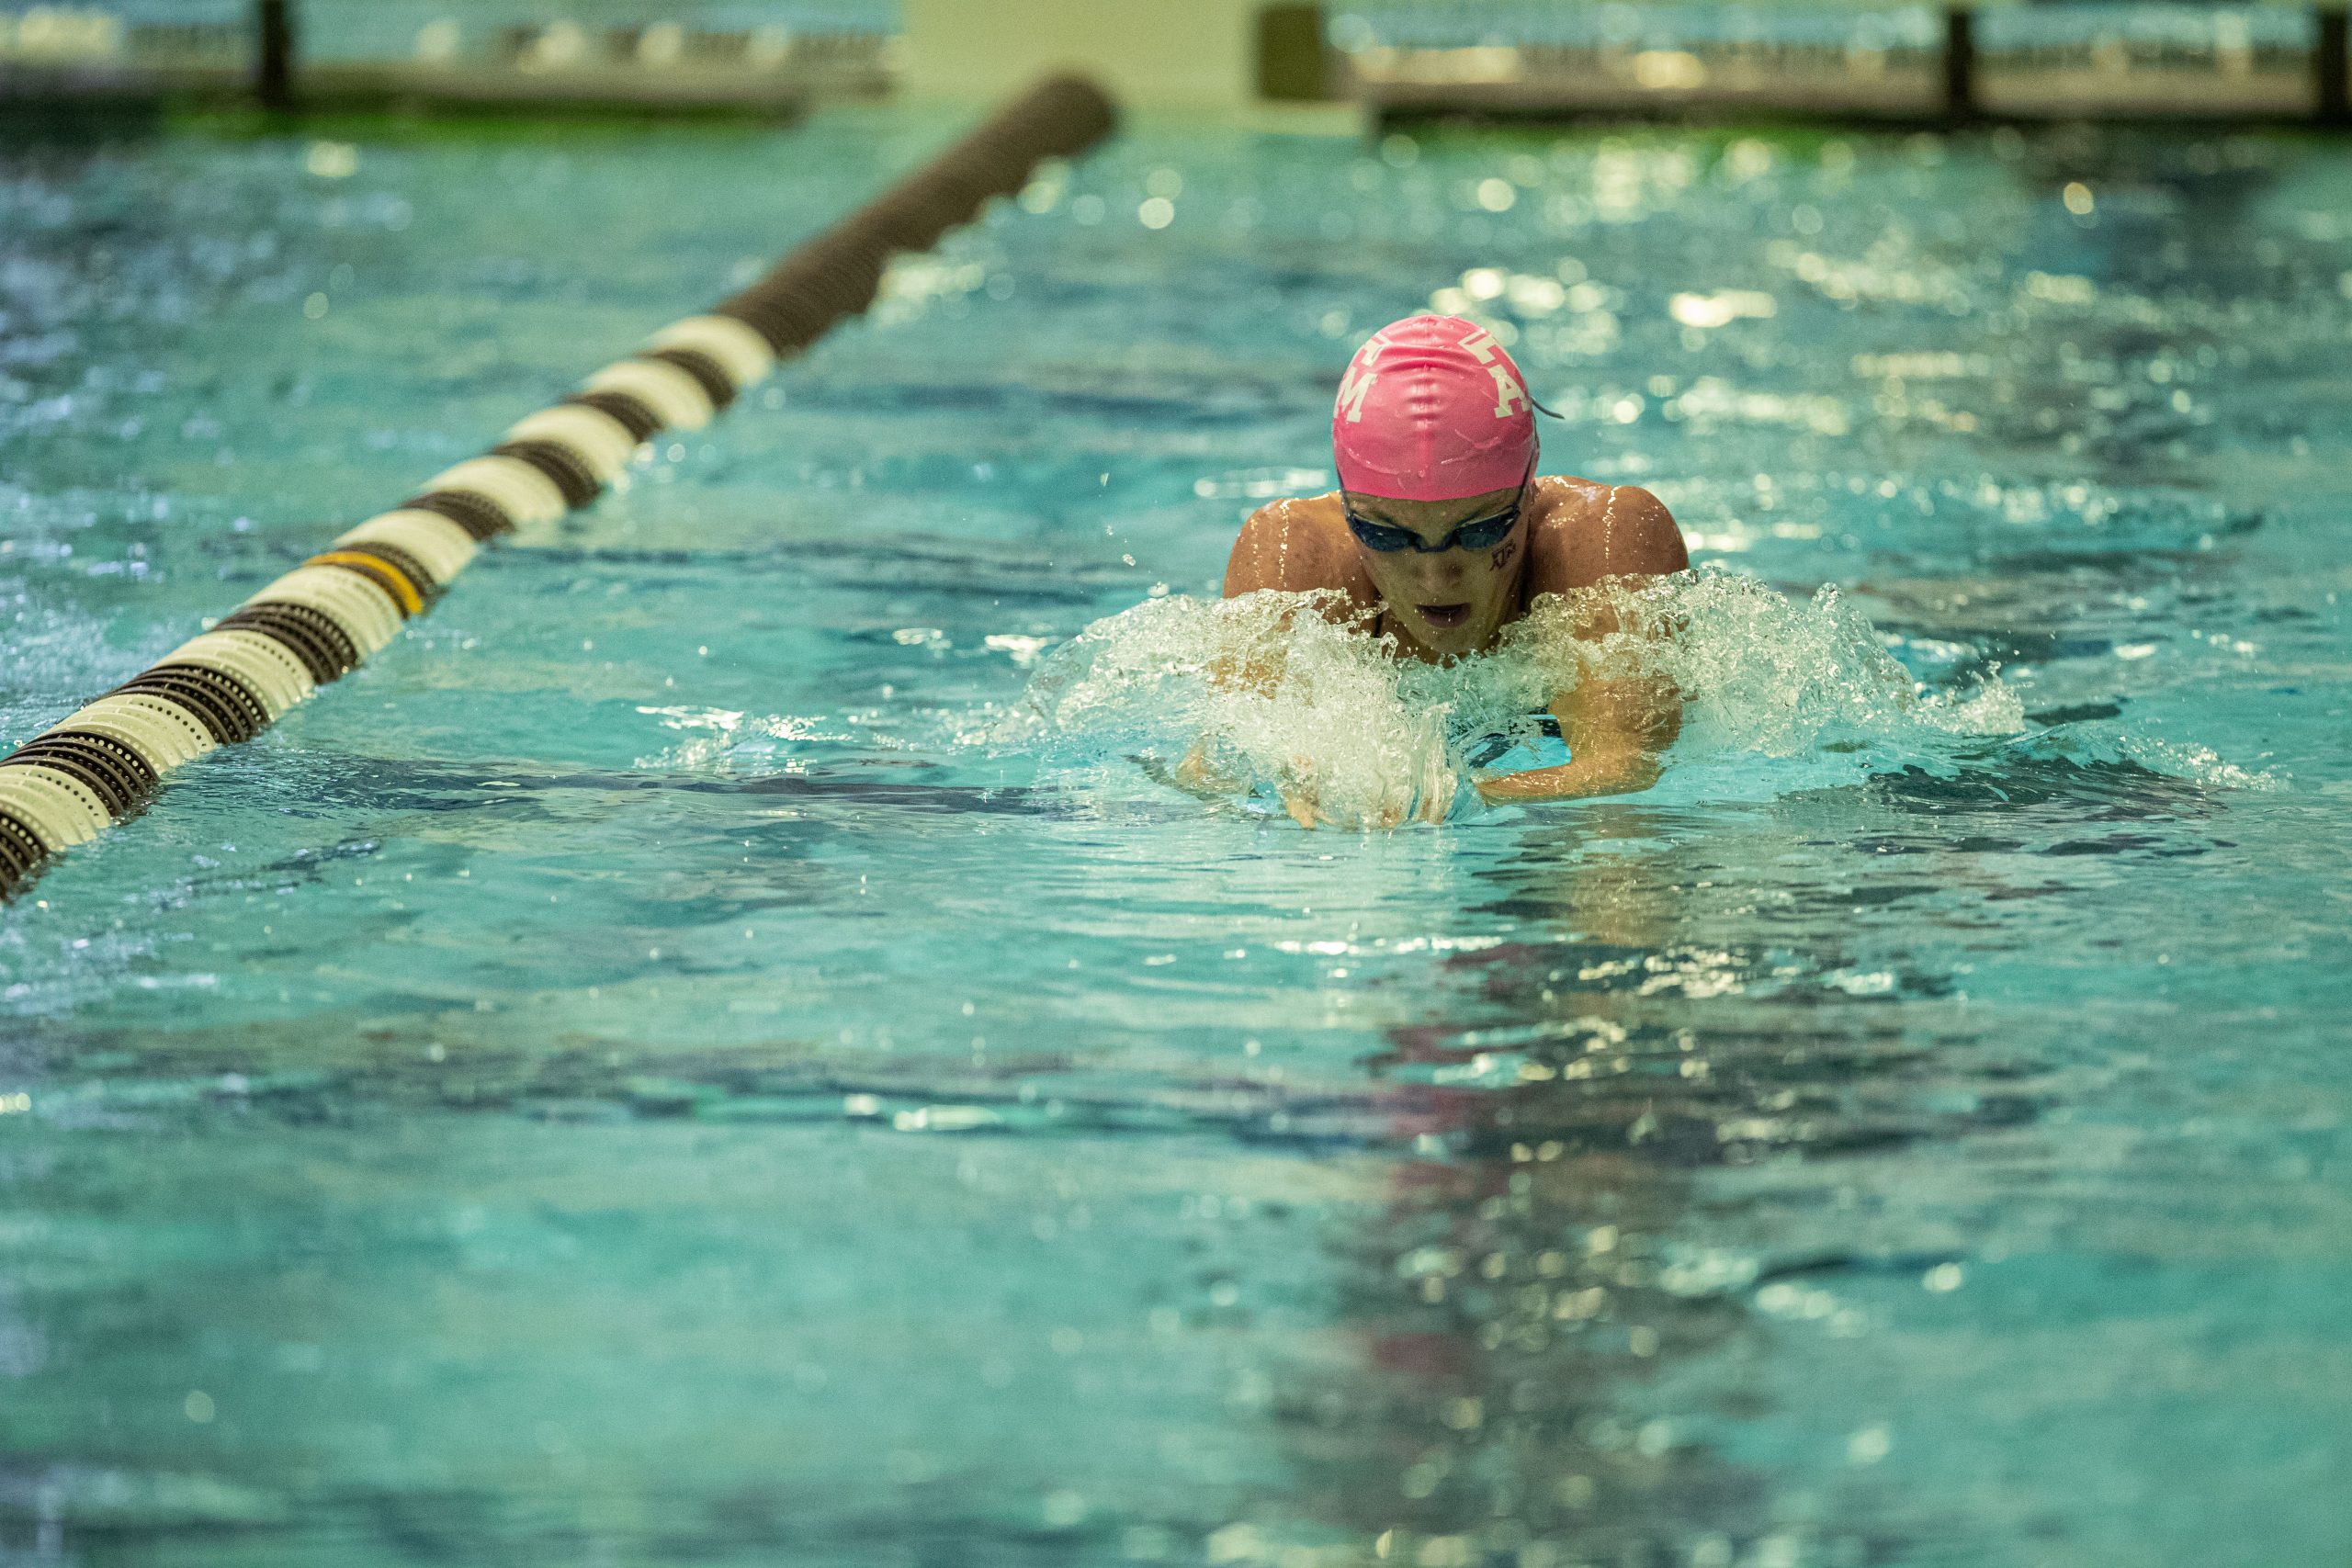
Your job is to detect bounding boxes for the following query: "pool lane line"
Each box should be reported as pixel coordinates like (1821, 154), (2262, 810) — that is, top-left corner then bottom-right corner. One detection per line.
(0, 73), (1119, 908)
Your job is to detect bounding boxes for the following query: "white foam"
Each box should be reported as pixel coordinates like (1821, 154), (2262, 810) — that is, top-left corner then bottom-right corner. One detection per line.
(1021, 567), (2029, 827)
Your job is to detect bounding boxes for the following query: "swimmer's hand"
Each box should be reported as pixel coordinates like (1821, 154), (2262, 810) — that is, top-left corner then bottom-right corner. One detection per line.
(1278, 753), (1453, 830)
(1170, 742), (1243, 798)
(1174, 741), (1453, 829)
(1168, 741), (1339, 823)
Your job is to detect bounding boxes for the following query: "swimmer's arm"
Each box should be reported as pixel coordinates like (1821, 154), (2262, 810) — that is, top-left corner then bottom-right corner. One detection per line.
(1177, 502), (1321, 770)
(1202, 500), (1337, 694)
(1178, 499), (1368, 816)
(1220, 497), (1365, 614)
(1476, 672), (1680, 802)
(1476, 485), (1689, 805)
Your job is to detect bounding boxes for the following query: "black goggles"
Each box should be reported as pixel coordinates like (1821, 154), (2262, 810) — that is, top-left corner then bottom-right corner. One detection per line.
(1343, 488), (1526, 554)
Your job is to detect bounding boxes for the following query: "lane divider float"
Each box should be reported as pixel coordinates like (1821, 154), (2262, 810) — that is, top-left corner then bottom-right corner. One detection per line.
(0, 74), (1117, 904)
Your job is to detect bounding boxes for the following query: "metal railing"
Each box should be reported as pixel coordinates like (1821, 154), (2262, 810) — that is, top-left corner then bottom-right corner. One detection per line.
(0, 0), (896, 113)
(1321, 3), (2352, 125)
(6, 2), (2349, 125)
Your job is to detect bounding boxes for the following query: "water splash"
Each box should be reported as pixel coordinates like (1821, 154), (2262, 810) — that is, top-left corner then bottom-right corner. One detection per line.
(1022, 568), (2028, 826)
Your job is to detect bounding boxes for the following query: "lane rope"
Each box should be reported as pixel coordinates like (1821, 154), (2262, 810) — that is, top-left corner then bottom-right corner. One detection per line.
(0, 73), (1118, 905)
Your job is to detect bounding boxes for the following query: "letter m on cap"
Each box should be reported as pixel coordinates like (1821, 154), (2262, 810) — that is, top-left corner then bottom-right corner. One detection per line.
(1335, 366), (1378, 423)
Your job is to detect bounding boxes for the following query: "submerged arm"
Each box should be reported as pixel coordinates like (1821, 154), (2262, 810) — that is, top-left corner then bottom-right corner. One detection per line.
(1476, 664), (1681, 801)
(1475, 484), (1690, 805)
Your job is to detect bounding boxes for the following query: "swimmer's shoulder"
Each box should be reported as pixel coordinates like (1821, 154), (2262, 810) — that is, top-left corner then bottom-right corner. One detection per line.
(1527, 476), (1689, 594)
(1223, 491), (1369, 600)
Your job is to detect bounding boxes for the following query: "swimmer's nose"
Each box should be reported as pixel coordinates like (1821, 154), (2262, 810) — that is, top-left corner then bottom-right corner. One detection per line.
(1405, 557), (1466, 592)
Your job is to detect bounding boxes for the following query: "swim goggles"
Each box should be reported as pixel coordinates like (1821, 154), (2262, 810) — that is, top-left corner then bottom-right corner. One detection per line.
(1342, 475), (1530, 554)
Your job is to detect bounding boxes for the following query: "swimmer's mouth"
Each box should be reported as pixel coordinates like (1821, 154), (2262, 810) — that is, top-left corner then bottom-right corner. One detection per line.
(1417, 603), (1471, 630)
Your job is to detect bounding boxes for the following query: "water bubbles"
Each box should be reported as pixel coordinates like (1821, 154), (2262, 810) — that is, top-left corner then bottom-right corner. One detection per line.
(1847, 1424), (1893, 1465)
(1724, 139), (1776, 183)
(1668, 289), (1776, 330)
(302, 141), (358, 181)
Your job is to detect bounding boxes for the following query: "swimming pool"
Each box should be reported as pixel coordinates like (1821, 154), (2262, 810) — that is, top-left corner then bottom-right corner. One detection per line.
(4, 105), (2349, 1564)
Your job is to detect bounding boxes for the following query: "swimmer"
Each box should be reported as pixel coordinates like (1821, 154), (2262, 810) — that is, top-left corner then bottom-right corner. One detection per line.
(1209, 312), (1688, 825)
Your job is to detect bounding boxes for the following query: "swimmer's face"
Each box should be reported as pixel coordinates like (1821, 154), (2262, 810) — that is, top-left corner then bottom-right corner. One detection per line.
(1340, 479), (1529, 657)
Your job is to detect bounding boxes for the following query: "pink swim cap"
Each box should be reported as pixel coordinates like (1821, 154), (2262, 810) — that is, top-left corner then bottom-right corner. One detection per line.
(1331, 314), (1538, 502)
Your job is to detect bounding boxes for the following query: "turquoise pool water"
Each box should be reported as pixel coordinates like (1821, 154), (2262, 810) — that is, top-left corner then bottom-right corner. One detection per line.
(4, 108), (2350, 1565)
